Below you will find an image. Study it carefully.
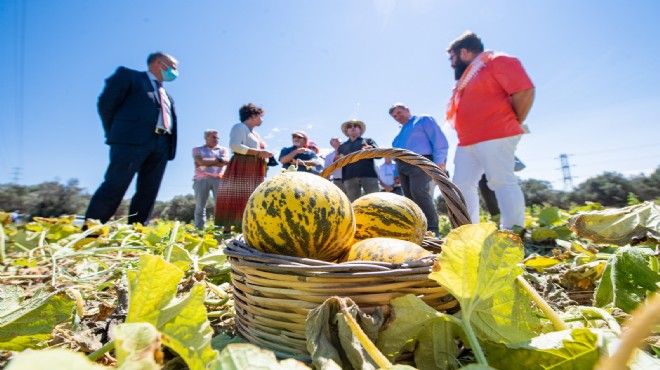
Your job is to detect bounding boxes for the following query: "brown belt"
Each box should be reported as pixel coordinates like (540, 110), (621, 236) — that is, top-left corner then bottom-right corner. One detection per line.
(154, 128), (170, 135)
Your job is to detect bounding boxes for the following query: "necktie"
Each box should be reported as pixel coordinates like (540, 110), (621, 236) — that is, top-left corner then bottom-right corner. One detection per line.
(155, 80), (171, 130)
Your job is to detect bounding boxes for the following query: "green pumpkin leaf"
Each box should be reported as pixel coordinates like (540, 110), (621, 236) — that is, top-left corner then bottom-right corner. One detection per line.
(523, 256), (562, 272)
(485, 328), (599, 370)
(127, 255), (217, 370)
(594, 247), (660, 312)
(531, 227), (559, 241)
(567, 201), (660, 245)
(537, 207), (566, 226)
(0, 289), (74, 351)
(4, 348), (107, 370)
(429, 223), (541, 344)
(208, 343), (310, 370)
(167, 244), (193, 272)
(376, 295), (463, 369)
(113, 322), (161, 370)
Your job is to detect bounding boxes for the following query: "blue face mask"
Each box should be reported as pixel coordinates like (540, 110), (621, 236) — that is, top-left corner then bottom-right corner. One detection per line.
(160, 62), (178, 82)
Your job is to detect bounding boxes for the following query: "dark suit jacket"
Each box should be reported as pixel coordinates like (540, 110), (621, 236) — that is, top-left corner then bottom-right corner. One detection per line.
(97, 67), (177, 160)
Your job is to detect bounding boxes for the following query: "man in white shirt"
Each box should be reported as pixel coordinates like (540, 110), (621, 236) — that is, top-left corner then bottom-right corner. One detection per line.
(323, 137), (346, 193)
(377, 157), (402, 195)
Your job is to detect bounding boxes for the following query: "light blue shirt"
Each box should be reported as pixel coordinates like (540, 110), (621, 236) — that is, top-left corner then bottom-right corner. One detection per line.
(392, 115), (448, 165)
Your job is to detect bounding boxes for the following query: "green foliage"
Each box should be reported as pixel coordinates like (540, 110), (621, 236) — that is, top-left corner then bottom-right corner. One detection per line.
(570, 171), (636, 207)
(126, 255), (218, 370)
(484, 328), (600, 370)
(376, 295), (464, 369)
(430, 224), (541, 345)
(0, 179), (88, 219)
(594, 247), (660, 313)
(5, 348), (108, 370)
(628, 192), (642, 205)
(520, 178), (566, 207)
(0, 288), (74, 351)
(567, 201), (660, 245)
(209, 343), (310, 369)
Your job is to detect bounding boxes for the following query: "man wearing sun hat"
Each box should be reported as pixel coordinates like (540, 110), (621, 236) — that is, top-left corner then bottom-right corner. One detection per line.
(336, 119), (379, 201)
(278, 130), (320, 173)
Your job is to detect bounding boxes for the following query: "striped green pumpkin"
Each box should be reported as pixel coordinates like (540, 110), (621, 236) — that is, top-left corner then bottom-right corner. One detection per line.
(340, 237), (432, 263)
(352, 192), (427, 244)
(242, 171), (355, 262)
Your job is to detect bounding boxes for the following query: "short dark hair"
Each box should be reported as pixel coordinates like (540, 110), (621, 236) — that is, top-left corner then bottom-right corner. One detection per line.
(388, 102), (409, 115)
(447, 31), (484, 54)
(239, 103), (264, 122)
(147, 51), (174, 65)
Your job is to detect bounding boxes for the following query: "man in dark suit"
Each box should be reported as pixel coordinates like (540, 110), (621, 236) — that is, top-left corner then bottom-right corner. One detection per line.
(85, 51), (179, 225)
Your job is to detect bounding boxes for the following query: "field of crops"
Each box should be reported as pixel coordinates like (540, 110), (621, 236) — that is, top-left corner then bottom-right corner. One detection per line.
(0, 201), (659, 369)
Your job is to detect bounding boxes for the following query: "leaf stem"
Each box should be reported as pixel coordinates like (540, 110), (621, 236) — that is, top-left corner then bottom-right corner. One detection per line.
(88, 340), (115, 362)
(596, 293), (660, 370)
(460, 314), (489, 366)
(164, 221), (180, 262)
(577, 306), (621, 334)
(339, 300), (392, 368)
(516, 275), (568, 331)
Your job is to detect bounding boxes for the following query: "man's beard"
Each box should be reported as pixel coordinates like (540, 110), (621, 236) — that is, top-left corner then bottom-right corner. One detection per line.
(453, 59), (469, 80)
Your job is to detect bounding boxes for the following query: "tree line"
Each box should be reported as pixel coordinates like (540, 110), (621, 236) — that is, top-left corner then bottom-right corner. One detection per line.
(1, 167), (658, 224)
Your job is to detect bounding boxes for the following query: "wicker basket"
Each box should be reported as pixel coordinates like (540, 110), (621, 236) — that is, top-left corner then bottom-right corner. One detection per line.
(225, 148), (469, 360)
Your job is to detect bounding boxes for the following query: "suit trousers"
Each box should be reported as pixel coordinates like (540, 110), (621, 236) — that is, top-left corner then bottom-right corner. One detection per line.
(397, 160), (439, 234)
(86, 134), (171, 225)
(452, 135), (525, 229)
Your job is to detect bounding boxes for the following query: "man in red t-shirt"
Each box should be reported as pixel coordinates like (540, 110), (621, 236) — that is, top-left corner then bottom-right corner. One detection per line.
(446, 31), (535, 230)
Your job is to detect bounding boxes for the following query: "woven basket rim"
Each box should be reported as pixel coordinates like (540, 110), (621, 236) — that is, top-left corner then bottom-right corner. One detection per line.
(226, 238), (438, 274)
(320, 147), (470, 228)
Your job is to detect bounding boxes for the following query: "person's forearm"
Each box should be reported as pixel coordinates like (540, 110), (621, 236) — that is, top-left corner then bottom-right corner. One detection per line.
(196, 158), (224, 166)
(280, 153), (296, 164)
(511, 88), (535, 124)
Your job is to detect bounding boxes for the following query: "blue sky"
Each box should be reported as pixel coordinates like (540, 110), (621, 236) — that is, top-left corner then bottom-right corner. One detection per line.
(1, 0), (659, 201)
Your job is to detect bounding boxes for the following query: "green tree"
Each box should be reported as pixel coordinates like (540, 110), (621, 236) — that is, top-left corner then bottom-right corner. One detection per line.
(570, 171), (635, 207)
(158, 194), (198, 223)
(628, 166), (660, 201)
(0, 179), (89, 218)
(519, 178), (560, 206)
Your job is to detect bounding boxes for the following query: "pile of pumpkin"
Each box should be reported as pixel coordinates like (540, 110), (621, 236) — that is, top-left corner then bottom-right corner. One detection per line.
(242, 171), (434, 263)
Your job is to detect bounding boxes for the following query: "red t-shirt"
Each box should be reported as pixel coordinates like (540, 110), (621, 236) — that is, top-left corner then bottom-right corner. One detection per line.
(455, 53), (534, 146)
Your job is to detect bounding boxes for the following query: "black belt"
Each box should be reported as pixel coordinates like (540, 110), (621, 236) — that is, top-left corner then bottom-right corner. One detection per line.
(154, 128), (170, 135)
(332, 178), (343, 182)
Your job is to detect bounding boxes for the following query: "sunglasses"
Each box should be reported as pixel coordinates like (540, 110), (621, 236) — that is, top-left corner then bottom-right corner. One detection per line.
(292, 135), (304, 139)
(346, 124), (359, 129)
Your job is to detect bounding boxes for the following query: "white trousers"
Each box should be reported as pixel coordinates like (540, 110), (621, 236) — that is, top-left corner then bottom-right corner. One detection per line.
(452, 135), (525, 229)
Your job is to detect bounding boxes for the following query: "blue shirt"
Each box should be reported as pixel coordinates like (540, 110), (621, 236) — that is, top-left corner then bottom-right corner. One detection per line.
(279, 146), (318, 173)
(392, 115), (448, 165)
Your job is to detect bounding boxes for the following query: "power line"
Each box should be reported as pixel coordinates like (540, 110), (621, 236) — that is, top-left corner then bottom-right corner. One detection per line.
(571, 143), (660, 157)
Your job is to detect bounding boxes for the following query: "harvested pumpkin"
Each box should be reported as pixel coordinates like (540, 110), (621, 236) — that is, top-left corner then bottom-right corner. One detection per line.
(352, 192), (427, 244)
(340, 237), (432, 264)
(242, 171), (355, 262)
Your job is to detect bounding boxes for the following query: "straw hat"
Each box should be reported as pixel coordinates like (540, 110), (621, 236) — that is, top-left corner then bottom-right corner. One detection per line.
(341, 119), (366, 136)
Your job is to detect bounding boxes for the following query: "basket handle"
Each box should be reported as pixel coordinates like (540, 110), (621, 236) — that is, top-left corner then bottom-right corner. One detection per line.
(320, 148), (470, 229)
